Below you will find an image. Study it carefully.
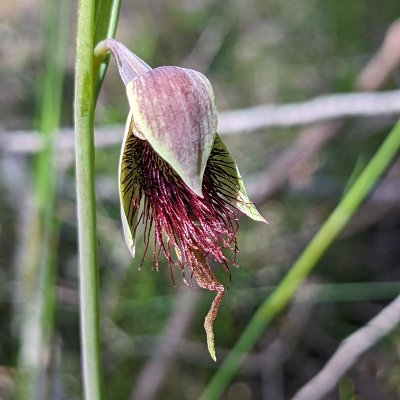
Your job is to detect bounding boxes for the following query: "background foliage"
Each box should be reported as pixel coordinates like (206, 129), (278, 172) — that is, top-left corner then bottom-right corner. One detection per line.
(1, 0), (400, 399)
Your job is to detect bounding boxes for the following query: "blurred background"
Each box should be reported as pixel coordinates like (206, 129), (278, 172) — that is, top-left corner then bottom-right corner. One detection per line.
(1, 0), (400, 399)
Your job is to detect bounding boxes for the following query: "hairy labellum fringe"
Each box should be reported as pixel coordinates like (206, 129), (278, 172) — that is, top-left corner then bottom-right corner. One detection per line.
(122, 134), (240, 277)
(121, 133), (242, 360)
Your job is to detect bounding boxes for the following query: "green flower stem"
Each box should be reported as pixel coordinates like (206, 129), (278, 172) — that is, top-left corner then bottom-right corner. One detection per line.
(201, 119), (400, 400)
(75, 0), (120, 398)
(75, 0), (103, 398)
(94, 0), (122, 100)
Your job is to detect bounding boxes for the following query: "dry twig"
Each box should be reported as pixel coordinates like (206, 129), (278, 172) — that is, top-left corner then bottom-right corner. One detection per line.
(258, 289), (317, 400)
(130, 287), (199, 400)
(219, 90), (400, 134)
(356, 19), (400, 91)
(291, 294), (400, 400)
(1, 89), (400, 155)
(250, 18), (400, 203)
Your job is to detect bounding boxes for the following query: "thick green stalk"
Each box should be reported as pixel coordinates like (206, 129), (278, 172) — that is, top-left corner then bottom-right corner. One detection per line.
(75, 0), (103, 398)
(201, 119), (400, 399)
(75, 0), (121, 398)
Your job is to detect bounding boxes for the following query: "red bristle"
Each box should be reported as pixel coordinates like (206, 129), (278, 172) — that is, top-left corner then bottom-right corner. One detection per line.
(125, 135), (240, 276)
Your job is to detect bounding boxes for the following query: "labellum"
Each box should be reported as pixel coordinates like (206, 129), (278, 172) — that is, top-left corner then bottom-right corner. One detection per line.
(95, 39), (266, 360)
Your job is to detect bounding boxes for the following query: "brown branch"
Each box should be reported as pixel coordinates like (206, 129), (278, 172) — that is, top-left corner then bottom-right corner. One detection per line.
(258, 289), (317, 400)
(1, 89), (400, 155)
(291, 294), (400, 400)
(130, 287), (199, 400)
(219, 90), (400, 134)
(249, 19), (400, 203)
(182, 12), (234, 72)
(356, 19), (400, 91)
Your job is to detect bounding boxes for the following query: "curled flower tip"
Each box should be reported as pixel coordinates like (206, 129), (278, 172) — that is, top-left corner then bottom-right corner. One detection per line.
(204, 287), (224, 362)
(94, 39), (151, 85)
(191, 250), (225, 361)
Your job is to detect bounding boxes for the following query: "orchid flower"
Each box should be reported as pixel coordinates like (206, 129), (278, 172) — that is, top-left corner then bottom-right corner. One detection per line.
(95, 39), (266, 360)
